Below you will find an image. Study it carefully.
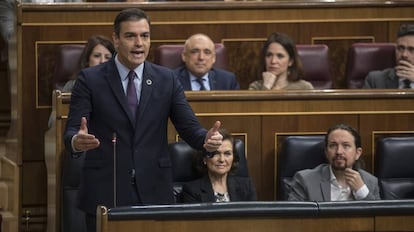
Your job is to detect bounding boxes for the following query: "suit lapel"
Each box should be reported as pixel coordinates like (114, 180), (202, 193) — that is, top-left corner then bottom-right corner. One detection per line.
(207, 70), (217, 90)
(200, 176), (215, 202)
(227, 176), (240, 201)
(181, 69), (192, 90)
(105, 60), (136, 126)
(387, 69), (400, 88)
(320, 165), (331, 201)
(136, 61), (154, 123)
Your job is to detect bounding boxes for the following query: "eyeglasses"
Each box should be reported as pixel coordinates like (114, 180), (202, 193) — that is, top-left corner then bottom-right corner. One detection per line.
(397, 45), (414, 54)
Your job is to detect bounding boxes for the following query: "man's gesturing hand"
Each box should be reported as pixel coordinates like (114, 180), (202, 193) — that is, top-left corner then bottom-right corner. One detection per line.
(73, 117), (100, 152)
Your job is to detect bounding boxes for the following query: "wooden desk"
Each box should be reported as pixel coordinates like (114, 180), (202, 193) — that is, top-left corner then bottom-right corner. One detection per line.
(96, 201), (414, 232)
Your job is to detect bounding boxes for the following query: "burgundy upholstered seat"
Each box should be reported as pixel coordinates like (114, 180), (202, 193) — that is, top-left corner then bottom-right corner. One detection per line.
(53, 44), (85, 90)
(296, 44), (333, 89)
(345, 43), (396, 89)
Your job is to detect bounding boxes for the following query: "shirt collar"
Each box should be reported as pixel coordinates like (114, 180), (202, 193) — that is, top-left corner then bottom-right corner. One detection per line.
(114, 55), (144, 81)
(189, 72), (209, 82)
(329, 165), (336, 182)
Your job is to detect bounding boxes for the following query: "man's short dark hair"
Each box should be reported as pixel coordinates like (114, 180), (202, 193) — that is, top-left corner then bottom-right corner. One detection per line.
(113, 8), (151, 37)
(324, 124), (361, 149)
(397, 24), (414, 38)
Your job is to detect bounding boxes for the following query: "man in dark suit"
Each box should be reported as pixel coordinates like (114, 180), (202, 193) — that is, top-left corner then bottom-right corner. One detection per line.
(64, 8), (223, 232)
(364, 24), (414, 89)
(174, 33), (240, 91)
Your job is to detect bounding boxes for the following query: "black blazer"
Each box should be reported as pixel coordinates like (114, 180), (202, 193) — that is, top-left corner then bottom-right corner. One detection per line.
(174, 66), (240, 91)
(64, 59), (207, 214)
(182, 175), (257, 203)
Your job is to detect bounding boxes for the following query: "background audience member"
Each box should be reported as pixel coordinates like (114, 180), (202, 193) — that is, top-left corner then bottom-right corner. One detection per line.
(63, 8), (223, 232)
(62, 35), (115, 92)
(0, 0), (14, 82)
(364, 24), (414, 89)
(248, 32), (313, 90)
(0, 0), (14, 50)
(182, 128), (257, 203)
(287, 124), (380, 201)
(175, 33), (240, 91)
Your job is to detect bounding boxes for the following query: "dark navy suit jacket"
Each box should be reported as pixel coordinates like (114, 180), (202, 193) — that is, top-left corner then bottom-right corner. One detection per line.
(182, 175), (257, 203)
(64, 59), (207, 214)
(174, 65), (240, 91)
(363, 68), (399, 89)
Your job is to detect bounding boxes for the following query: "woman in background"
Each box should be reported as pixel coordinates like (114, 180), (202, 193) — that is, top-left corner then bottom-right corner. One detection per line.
(182, 128), (257, 203)
(248, 32), (313, 90)
(48, 35), (115, 128)
(62, 35), (115, 92)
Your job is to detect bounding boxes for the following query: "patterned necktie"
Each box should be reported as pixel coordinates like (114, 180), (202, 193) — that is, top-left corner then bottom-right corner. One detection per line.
(403, 79), (411, 89)
(127, 71), (138, 117)
(196, 78), (206, 91)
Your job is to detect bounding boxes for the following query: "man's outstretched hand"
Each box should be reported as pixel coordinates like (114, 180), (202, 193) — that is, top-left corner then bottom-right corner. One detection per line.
(73, 117), (100, 152)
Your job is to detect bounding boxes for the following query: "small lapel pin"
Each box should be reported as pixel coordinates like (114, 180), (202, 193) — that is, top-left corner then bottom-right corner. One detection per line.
(146, 79), (152, 85)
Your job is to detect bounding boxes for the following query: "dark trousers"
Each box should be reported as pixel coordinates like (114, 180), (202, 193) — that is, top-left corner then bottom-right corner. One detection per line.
(84, 185), (142, 232)
(85, 213), (96, 232)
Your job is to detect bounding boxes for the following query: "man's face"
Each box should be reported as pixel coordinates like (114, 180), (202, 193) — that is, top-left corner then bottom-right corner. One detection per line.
(182, 35), (216, 78)
(112, 19), (150, 70)
(325, 129), (362, 171)
(396, 35), (414, 65)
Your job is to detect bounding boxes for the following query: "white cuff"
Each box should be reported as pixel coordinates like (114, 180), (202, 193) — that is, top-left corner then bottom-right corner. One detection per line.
(71, 134), (82, 153)
(353, 184), (369, 200)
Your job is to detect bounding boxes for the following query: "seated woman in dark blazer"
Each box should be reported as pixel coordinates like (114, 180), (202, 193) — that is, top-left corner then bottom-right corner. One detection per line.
(182, 129), (257, 203)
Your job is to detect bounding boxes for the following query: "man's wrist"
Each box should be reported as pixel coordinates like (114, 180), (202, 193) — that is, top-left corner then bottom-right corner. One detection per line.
(71, 134), (82, 153)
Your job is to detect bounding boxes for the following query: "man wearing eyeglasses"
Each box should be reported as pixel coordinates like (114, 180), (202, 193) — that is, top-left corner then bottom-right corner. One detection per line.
(364, 24), (414, 89)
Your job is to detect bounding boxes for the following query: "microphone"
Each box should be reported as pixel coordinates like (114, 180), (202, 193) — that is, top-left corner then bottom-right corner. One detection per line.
(112, 132), (117, 207)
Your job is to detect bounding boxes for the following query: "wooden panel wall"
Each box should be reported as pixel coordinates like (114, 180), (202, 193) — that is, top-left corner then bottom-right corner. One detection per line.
(10, 1), (414, 231)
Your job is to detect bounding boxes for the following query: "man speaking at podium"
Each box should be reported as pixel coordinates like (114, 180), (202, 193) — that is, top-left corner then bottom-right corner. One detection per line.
(64, 8), (223, 232)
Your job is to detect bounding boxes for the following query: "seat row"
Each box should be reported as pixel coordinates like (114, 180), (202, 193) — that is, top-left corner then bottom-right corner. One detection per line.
(52, 42), (396, 90)
(155, 42), (396, 89)
(169, 135), (413, 202)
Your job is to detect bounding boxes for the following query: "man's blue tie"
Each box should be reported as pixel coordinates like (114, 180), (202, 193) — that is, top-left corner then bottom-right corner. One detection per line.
(196, 78), (206, 91)
(127, 71), (138, 117)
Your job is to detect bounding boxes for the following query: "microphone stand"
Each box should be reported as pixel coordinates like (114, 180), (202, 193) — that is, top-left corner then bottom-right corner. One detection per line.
(112, 133), (117, 208)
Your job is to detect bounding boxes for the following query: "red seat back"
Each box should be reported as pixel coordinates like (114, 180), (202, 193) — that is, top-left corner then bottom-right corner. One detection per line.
(53, 44), (85, 90)
(296, 44), (333, 89)
(345, 43), (396, 89)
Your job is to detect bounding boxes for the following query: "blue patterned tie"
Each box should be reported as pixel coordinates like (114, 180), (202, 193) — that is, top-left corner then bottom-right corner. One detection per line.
(127, 71), (138, 117)
(196, 78), (206, 91)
